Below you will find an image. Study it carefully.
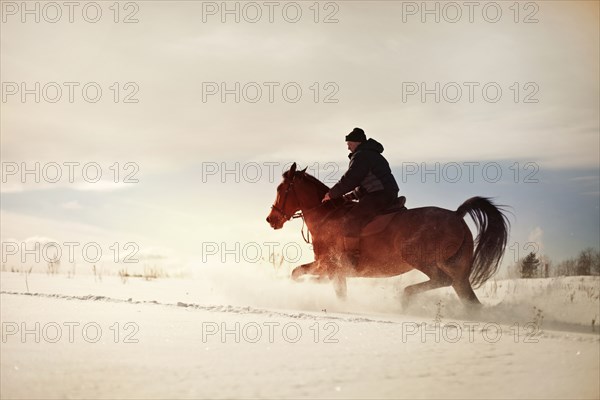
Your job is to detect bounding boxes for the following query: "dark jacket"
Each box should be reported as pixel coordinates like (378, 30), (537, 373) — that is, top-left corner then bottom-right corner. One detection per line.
(328, 138), (399, 199)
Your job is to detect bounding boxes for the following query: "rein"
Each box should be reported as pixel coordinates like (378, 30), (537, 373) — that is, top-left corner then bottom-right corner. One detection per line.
(292, 213), (311, 244)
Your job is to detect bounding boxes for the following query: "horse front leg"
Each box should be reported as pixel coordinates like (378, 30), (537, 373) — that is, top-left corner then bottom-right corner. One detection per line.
(291, 261), (318, 281)
(322, 258), (347, 300)
(331, 272), (347, 300)
(291, 249), (347, 297)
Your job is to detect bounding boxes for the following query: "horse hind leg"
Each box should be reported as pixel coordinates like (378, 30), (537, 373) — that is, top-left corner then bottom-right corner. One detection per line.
(452, 279), (481, 306)
(402, 265), (452, 309)
(442, 241), (482, 307)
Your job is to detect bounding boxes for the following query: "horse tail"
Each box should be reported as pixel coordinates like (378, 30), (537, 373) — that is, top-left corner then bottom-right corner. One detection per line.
(456, 197), (510, 288)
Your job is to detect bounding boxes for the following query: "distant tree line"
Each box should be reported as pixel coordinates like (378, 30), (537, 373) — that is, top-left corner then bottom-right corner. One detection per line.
(552, 247), (600, 277)
(508, 247), (600, 279)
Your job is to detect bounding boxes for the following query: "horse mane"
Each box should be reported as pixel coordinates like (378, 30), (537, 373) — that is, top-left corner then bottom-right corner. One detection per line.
(281, 168), (330, 193)
(299, 171), (330, 192)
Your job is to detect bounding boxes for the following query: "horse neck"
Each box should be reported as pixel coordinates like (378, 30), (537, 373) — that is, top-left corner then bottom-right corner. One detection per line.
(296, 177), (329, 230)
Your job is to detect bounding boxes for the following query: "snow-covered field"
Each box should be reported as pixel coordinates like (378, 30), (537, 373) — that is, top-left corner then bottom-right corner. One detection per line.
(1, 268), (599, 399)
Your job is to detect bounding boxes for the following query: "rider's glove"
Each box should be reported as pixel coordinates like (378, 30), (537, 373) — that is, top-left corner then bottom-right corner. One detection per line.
(343, 192), (356, 203)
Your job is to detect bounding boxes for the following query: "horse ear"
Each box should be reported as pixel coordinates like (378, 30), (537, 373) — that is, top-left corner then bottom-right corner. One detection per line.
(288, 162), (297, 177)
(300, 167), (307, 173)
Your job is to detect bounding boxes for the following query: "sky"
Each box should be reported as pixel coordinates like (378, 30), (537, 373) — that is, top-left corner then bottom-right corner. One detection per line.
(1, 0), (598, 275)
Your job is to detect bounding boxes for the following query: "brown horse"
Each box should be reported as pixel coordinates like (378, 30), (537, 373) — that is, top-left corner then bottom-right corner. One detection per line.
(266, 163), (510, 306)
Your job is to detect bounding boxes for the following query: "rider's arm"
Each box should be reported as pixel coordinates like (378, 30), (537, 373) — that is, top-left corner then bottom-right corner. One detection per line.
(328, 154), (370, 199)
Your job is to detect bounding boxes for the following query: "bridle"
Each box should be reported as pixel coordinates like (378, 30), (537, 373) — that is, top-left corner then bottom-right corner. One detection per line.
(270, 173), (321, 243)
(270, 175), (299, 222)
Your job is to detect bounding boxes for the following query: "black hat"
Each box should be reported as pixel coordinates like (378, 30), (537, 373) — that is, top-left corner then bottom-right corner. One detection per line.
(345, 127), (366, 142)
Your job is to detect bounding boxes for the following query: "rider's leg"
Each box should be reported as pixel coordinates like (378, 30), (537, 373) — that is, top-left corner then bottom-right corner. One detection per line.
(341, 190), (399, 268)
(342, 194), (379, 267)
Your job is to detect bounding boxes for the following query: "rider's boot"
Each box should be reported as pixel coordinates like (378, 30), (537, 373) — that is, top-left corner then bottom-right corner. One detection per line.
(342, 236), (360, 269)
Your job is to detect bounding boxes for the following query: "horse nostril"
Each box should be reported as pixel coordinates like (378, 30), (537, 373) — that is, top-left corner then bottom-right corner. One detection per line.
(266, 216), (270, 223)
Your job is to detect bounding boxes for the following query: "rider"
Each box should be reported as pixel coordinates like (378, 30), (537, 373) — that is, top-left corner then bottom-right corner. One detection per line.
(322, 128), (399, 268)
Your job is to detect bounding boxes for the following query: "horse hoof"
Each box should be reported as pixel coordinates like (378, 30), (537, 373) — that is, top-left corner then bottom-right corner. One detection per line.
(332, 275), (347, 300)
(291, 267), (304, 281)
(336, 292), (347, 301)
(334, 285), (347, 300)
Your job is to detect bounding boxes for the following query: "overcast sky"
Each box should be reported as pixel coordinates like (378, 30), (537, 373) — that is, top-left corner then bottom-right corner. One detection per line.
(1, 1), (598, 273)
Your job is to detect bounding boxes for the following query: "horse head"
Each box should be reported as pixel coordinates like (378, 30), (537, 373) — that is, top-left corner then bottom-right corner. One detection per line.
(266, 162), (305, 229)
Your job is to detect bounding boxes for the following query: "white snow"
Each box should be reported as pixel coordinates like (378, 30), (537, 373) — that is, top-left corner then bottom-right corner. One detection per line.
(1, 268), (599, 399)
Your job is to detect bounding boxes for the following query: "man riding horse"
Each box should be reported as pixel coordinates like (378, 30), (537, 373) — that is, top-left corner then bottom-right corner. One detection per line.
(321, 127), (399, 268)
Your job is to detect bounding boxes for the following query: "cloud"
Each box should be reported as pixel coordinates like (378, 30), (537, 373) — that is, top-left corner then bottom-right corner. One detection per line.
(571, 175), (600, 196)
(571, 176), (600, 182)
(527, 227), (544, 254)
(1, 2), (597, 171)
(1, 1), (598, 274)
(0, 179), (136, 194)
(61, 200), (83, 210)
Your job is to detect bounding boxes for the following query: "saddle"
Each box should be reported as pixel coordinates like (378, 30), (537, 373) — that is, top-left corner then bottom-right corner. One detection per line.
(361, 195), (407, 237)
